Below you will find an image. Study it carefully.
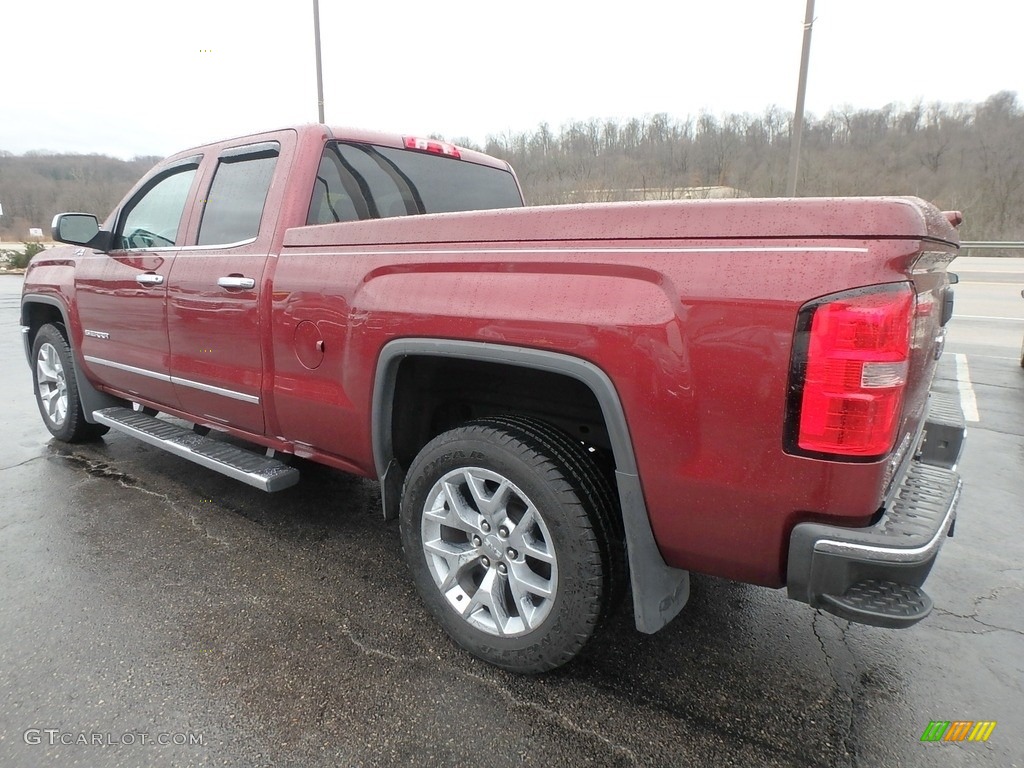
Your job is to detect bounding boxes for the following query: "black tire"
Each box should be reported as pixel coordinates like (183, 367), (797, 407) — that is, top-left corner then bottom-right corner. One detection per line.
(31, 324), (109, 442)
(477, 415), (626, 624)
(400, 417), (622, 673)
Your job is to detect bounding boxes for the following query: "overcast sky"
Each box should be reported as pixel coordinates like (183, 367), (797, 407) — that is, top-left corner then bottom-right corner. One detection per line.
(1, 0), (1020, 159)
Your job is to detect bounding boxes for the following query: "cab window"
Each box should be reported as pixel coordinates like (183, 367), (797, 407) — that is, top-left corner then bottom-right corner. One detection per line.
(116, 165), (197, 250)
(197, 144), (279, 246)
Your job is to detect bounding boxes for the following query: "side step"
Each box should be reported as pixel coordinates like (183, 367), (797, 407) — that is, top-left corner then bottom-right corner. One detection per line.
(92, 407), (299, 492)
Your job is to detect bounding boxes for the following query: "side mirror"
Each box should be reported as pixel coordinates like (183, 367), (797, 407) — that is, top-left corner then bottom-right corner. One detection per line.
(51, 213), (112, 251)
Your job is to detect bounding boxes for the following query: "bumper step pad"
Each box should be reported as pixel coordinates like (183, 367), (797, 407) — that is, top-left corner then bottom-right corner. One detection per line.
(820, 580), (932, 628)
(92, 407), (299, 492)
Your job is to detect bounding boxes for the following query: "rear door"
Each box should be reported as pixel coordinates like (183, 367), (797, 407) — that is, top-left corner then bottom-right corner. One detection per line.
(165, 138), (287, 434)
(75, 157), (201, 408)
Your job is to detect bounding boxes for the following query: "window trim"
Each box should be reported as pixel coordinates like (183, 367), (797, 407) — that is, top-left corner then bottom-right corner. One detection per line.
(179, 237), (258, 252)
(219, 141), (280, 161)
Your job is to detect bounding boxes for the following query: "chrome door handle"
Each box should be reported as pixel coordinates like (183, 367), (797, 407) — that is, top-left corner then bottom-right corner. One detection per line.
(217, 276), (255, 290)
(135, 273), (164, 286)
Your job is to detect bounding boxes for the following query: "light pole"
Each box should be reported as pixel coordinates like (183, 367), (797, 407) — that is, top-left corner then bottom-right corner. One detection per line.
(313, 0), (325, 123)
(786, 0), (815, 196)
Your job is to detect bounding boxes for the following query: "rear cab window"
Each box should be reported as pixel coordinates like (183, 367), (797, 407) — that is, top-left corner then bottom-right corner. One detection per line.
(307, 141), (522, 225)
(197, 142), (280, 246)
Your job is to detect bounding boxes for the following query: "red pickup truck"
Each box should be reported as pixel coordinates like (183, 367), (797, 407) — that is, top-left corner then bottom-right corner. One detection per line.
(22, 124), (965, 673)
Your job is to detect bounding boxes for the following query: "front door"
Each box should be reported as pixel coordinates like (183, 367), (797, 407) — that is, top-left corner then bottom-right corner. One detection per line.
(75, 159), (201, 408)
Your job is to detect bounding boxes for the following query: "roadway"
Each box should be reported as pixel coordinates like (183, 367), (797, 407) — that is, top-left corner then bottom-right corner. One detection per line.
(0, 259), (1021, 768)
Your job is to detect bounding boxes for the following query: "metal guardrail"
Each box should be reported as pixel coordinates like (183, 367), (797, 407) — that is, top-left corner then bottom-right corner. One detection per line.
(959, 241), (1024, 250)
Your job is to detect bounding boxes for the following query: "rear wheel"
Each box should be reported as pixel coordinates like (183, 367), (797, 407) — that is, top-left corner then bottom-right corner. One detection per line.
(399, 417), (622, 673)
(31, 324), (108, 442)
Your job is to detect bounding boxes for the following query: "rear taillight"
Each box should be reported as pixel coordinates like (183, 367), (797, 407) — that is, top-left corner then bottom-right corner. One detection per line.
(786, 284), (914, 460)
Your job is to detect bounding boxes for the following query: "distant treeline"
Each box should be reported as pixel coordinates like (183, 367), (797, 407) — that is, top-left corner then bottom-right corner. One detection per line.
(2, 91), (1021, 242)
(463, 90), (1023, 242)
(0, 152), (160, 240)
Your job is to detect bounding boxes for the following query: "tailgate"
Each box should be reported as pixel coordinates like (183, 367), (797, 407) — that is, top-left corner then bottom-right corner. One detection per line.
(889, 204), (962, 494)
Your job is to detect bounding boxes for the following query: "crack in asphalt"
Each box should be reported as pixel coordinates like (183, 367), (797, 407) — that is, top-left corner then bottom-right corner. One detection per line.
(838, 622), (862, 768)
(334, 623), (639, 766)
(931, 578), (1024, 636)
(928, 618), (1000, 635)
(0, 455), (47, 471)
(812, 612), (857, 768)
(51, 450), (231, 547)
(932, 607), (1024, 636)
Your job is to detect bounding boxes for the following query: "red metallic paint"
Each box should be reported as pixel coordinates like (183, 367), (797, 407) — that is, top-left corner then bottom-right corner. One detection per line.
(25, 125), (959, 589)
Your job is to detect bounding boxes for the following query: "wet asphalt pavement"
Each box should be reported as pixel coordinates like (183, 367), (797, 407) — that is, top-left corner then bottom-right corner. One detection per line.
(1, 272), (1022, 768)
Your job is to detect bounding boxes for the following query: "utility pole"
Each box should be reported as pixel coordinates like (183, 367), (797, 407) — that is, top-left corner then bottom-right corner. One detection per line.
(786, 0), (815, 196)
(313, 0), (325, 123)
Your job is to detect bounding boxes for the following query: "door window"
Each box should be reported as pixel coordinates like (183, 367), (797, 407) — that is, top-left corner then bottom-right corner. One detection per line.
(197, 146), (279, 246)
(116, 166), (197, 250)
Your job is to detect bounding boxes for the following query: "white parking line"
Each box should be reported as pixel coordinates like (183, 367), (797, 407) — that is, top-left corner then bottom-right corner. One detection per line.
(956, 281), (1024, 287)
(954, 354), (980, 423)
